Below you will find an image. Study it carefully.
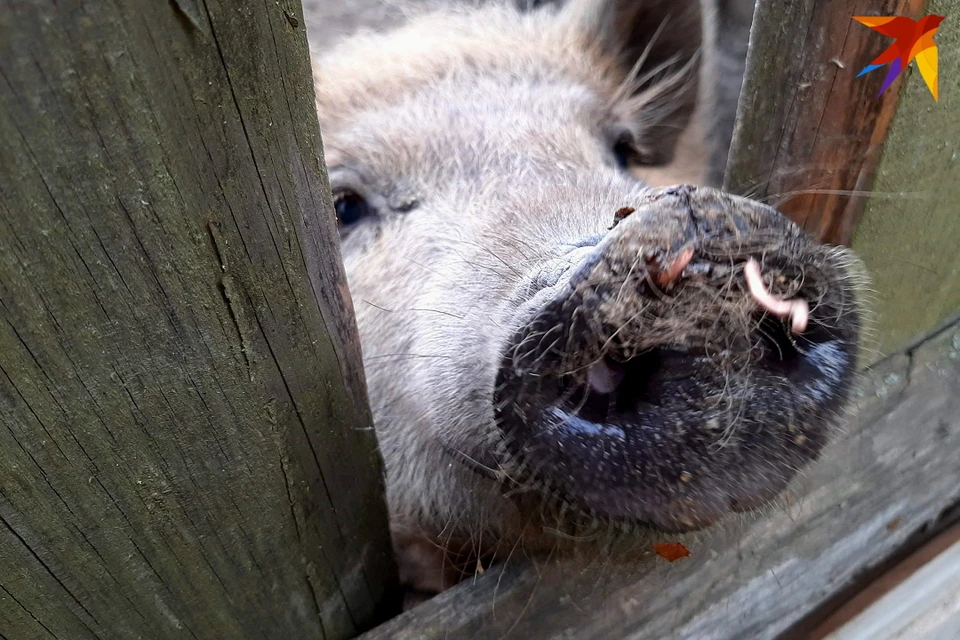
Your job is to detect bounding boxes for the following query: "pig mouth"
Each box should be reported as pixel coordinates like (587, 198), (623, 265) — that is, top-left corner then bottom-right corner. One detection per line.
(492, 187), (862, 533)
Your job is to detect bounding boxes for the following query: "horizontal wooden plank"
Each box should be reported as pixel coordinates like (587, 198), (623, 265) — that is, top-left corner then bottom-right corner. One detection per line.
(362, 317), (960, 639)
(807, 520), (960, 637)
(825, 536), (960, 639)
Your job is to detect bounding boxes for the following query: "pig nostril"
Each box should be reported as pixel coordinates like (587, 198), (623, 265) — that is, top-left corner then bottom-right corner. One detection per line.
(556, 351), (663, 429)
(612, 350), (664, 411)
(647, 247), (694, 287)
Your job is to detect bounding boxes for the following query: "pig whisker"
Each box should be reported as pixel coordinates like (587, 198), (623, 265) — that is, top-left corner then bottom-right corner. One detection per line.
(361, 299), (469, 320)
(360, 299), (395, 313)
(448, 446), (502, 478)
(401, 255), (459, 284)
(528, 327), (567, 371)
(540, 523), (605, 543)
(471, 528), (486, 586)
(502, 235), (544, 262)
(622, 50), (700, 121)
(736, 170), (835, 203)
(613, 249), (647, 305)
(444, 238), (528, 277)
(408, 307), (469, 319)
(599, 302), (652, 354)
(737, 171), (925, 219)
(627, 53), (686, 100)
(511, 329), (547, 372)
(717, 374), (752, 447)
(447, 247), (524, 281)
(609, 16), (670, 105)
(492, 521), (533, 620)
(763, 187), (928, 202)
(497, 541), (555, 640)
(448, 232), (543, 264)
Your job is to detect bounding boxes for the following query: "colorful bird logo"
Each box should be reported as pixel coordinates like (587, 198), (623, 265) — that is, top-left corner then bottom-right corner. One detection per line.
(853, 14), (945, 101)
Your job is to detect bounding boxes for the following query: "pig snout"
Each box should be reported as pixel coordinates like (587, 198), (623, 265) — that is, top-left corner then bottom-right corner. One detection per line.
(494, 185), (862, 533)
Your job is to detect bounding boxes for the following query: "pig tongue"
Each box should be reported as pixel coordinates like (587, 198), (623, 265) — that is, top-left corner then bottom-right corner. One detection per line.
(586, 359), (626, 395)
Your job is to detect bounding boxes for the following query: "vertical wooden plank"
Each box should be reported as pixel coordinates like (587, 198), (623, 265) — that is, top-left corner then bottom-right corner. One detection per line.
(724, 0), (926, 245)
(705, 0), (756, 187)
(850, 0), (960, 355)
(0, 0), (397, 638)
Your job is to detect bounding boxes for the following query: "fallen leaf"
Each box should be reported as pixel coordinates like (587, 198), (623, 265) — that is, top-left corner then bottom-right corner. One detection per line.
(653, 542), (690, 562)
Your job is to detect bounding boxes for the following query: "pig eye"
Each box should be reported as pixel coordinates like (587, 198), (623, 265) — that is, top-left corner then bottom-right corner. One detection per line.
(611, 129), (660, 169)
(612, 133), (635, 170)
(333, 189), (374, 228)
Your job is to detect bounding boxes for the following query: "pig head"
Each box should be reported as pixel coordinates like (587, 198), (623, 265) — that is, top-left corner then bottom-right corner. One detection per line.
(312, 0), (863, 591)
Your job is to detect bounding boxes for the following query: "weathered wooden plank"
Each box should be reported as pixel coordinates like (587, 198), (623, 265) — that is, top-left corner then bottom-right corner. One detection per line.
(726, 0), (960, 359)
(705, 0), (756, 187)
(724, 0), (926, 246)
(825, 536), (960, 639)
(849, 0), (960, 356)
(0, 1), (396, 638)
(361, 318), (960, 639)
(805, 522), (960, 638)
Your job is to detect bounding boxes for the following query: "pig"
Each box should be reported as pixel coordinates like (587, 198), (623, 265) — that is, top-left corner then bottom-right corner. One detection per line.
(311, 0), (864, 594)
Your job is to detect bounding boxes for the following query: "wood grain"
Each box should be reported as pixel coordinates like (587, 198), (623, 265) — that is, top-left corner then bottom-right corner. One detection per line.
(0, 1), (397, 638)
(724, 0), (927, 245)
(809, 522), (960, 638)
(361, 318), (960, 639)
(824, 536), (960, 639)
(848, 0), (960, 357)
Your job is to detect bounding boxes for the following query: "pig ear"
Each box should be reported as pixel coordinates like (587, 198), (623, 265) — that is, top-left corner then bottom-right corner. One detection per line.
(565, 0), (702, 165)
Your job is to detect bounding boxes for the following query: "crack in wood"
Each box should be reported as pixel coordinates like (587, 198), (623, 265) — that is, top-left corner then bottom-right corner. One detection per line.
(169, 0), (208, 36)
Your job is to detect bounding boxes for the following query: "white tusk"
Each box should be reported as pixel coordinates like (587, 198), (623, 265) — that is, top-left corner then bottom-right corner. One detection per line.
(744, 259), (809, 334)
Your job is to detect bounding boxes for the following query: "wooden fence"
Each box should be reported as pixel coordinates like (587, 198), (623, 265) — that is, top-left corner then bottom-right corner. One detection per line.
(2, 0), (958, 638)
(0, 1), (397, 637)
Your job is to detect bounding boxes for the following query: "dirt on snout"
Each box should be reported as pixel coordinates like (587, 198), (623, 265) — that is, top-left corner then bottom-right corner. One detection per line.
(510, 186), (855, 380)
(493, 186), (863, 532)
